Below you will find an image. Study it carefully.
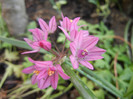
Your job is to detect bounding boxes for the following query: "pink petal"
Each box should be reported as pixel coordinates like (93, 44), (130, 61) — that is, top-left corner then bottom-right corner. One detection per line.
(29, 28), (44, 41)
(70, 42), (76, 56)
(82, 37), (99, 50)
(70, 30), (77, 40)
(31, 74), (38, 84)
(58, 26), (72, 41)
(38, 18), (49, 32)
(40, 75), (51, 89)
(22, 66), (35, 74)
(61, 12), (64, 19)
(70, 17), (80, 31)
(80, 30), (89, 37)
(38, 40), (51, 51)
(74, 30), (83, 49)
(38, 79), (45, 89)
(23, 38), (40, 50)
(85, 55), (104, 61)
(37, 69), (48, 80)
(51, 73), (58, 89)
(70, 55), (79, 69)
(49, 16), (57, 33)
(28, 57), (35, 63)
(21, 49), (40, 54)
(88, 46), (106, 56)
(35, 61), (53, 69)
(56, 64), (70, 80)
(79, 60), (94, 70)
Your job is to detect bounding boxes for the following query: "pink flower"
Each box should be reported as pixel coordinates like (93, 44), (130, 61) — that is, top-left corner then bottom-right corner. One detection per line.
(38, 16), (57, 34)
(70, 31), (106, 69)
(59, 16), (80, 31)
(36, 63), (70, 89)
(22, 58), (53, 87)
(58, 26), (89, 42)
(22, 28), (51, 54)
(22, 57), (70, 89)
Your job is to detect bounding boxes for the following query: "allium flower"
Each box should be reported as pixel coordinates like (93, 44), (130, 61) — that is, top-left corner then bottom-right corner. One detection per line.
(59, 16), (80, 32)
(59, 26), (89, 42)
(70, 31), (106, 69)
(22, 28), (51, 54)
(22, 57), (52, 87)
(22, 57), (70, 89)
(36, 63), (70, 89)
(38, 16), (57, 34)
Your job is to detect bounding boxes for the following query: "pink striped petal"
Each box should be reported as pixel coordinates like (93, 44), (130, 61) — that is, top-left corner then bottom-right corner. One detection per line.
(31, 74), (38, 84)
(21, 49), (40, 54)
(70, 17), (80, 31)
(74, 30), (83, 49)
(23, 38), (40, 50)
(28, 57), (35, 63)
(70, 30), (77, 40)
(38, 40), (51, 51)
(22, 66), (35, 74)
(40, 75), (51, 89)
(49, 16), (57, 33)
(85, 55), (104, 61)
(37, 70), (48, 80)
(79, 60), (94, 70)
(58, 26), (72, 41)
(51, 73), (58, 89)
(70, 42), (76, 56)
(70, 55), (79, 69)
(29, 28), (44, 41)
(82, 37), (99, 50)
(56, 64), (70, 80)
(88, 46), (106, 56)
(38, 18), (49, 32)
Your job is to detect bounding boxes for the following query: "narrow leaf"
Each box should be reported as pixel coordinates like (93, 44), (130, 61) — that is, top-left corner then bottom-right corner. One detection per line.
(0, 36), (48, 53)
(62, 63), (97, 99)
(65, 60), (123, 98)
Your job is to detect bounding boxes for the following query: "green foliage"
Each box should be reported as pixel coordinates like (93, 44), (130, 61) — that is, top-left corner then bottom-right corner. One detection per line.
(4, 49), (19, 61)
(57, 32), (70, 48)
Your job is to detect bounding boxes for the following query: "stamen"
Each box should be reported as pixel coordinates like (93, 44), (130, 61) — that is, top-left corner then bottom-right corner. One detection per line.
(48, 68), (55, 76)
(70, 19), (73, 22)
(81, 49), (88, 56)
(33, 70), (40, 75)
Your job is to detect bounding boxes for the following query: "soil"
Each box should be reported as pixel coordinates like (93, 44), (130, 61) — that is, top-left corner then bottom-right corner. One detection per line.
(0, 0), (131, 99)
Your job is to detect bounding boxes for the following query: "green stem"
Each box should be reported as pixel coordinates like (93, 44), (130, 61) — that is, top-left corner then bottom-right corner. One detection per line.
(40, 87), (53, 99)
(50, 83), (73, 99)
(0, 67), (11, 88)
(20, 88), (41, 98)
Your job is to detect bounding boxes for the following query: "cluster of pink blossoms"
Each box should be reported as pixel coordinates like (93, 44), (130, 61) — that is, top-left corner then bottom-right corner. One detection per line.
(22, 14), (106, 89)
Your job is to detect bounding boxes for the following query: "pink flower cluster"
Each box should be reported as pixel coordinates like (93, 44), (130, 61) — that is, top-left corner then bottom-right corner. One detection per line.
(22, 14), (106, 89)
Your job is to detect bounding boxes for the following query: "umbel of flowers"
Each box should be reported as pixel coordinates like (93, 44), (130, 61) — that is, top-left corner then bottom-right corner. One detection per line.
(22, 14), (106, 89)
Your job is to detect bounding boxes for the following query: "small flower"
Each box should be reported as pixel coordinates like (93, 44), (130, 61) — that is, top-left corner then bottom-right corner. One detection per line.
(70, 31), (106, 69)
(36, 63), (70, 89)
(22, 57), (52, 86)
(22, 57), (70, 89)
(22, 28), (51, 54)
(58, 26), (89, 42)
(38, 16), (57, 34)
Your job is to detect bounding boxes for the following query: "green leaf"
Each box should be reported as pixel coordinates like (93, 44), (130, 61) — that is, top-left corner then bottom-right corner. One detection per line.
(0, 36), (49, 54)
(119, 68), (133, 81)
(4, 49), (19, 61)
(124, 75), (133, 98)
(62, 63), (97, 99)
(0, 36), (31, 50)
(27, 21), (37, 30)
(65, 60), (123, 98)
